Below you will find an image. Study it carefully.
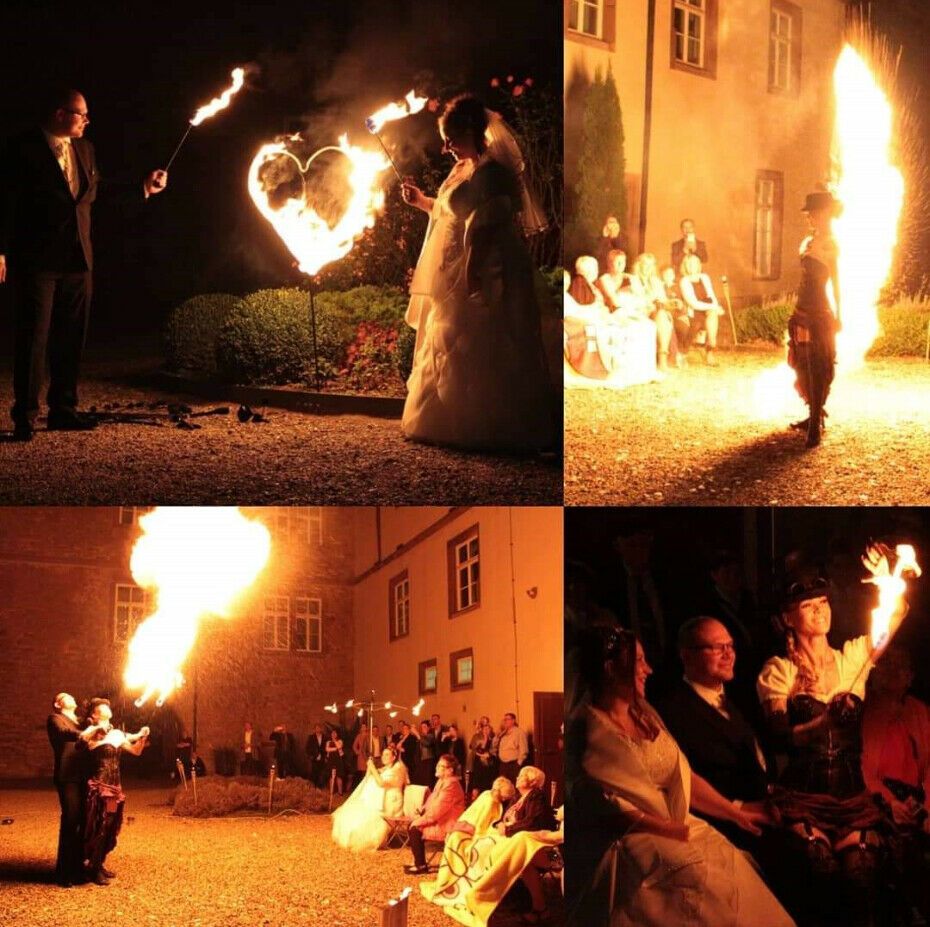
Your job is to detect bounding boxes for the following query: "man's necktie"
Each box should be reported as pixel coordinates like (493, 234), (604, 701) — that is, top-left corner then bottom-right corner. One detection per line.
(54, 141), (79, 197)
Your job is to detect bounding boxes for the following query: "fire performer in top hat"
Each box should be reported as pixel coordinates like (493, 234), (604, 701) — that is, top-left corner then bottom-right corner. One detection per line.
(0, 88), (168, 441)
(788, 189), (842, 449)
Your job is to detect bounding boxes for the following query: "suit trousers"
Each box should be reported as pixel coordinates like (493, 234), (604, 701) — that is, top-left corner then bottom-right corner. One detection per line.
(55, 781), (85, 883)
(499, 760), (520, 784)
(12, 269), (92, 424)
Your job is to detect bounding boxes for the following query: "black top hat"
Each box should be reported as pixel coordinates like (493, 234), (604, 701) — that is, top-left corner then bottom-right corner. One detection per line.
(801, 190), (839, 213)
(781, 573), (829, 610)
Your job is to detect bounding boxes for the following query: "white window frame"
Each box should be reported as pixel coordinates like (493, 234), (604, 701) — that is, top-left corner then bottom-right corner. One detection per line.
(567, 0), (604, 39)
(293, 597), (322, 653)
(770, 8), (792, 92)
(268, 507), (323, 545)
(391, 575), (410, 639)
(118, 506), (153, 526)
(114, 583), (152, 644)
(263, 595), (290, 651)
(673, 0), (706, 68)
(453, 532), (480, 613)
(754, 177), (776, 279)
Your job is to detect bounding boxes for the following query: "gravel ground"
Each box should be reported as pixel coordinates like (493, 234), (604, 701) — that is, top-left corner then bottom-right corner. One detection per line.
(0, 355), (560, 505)
(0, 786), (563, 927)
(565, 346), (930, 506)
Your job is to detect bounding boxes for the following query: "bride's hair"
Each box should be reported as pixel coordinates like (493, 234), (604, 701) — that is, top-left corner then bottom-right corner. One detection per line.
(382, 745), (398, 765)
(440, 94), (489, 153)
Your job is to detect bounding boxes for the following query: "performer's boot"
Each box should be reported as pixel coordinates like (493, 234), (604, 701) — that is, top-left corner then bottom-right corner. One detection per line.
(806, 376), (825, 448)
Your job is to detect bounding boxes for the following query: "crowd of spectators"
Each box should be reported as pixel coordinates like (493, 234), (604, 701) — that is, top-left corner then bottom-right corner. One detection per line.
(565, 215), (727, 388)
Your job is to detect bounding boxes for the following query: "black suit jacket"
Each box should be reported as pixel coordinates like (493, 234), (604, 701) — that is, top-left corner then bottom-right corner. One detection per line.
(658, 681), (769, 802)
(46, 712), (87, 785)
(671, 237), (709, 271)
(305, 733), (326, 764)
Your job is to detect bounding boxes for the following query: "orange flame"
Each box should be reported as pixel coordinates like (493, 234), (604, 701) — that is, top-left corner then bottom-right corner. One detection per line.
(862, 543), (921, 649)
(123, 507), (271, 706)
(190, 67), (245, 126)
(365, 90), (428, 134)
(247, 133), (389, 275)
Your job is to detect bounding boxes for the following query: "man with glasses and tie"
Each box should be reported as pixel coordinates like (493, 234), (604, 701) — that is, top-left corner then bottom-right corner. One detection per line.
(0, 88), (168, 440)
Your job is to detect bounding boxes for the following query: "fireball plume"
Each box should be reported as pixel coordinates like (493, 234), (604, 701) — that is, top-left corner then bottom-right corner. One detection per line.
(123, 507), (271, 707)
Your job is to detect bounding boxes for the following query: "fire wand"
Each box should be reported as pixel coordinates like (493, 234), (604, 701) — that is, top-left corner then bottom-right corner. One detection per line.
(365, 119), (403, 182)
(164, 124), (194, 173)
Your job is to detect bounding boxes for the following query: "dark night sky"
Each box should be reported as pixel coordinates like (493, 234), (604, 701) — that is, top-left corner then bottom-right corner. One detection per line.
(0, 0), (561, 342)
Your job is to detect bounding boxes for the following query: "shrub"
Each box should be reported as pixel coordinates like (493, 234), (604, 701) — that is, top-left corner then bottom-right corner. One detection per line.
(735, 294), (794, 345)
(871, 296), (930, 356)
(540, 267), (564, 317)
(172, 775), (345, 817)
(340, 322), (407, 393)
(164, 293), (240, 374)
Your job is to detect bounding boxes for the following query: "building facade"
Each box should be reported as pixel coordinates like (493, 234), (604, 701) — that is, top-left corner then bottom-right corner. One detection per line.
(565, 0), (848, 305)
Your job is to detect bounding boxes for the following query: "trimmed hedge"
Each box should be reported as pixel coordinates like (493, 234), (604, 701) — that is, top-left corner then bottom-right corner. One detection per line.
(172, 775), (345, 817)
(164, 293), (240, 374)
(735, 293), (930, 357)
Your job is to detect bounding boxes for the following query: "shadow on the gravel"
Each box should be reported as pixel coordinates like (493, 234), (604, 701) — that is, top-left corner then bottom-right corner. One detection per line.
(0, 859), (56, 884)
(661, 428), (808, 504)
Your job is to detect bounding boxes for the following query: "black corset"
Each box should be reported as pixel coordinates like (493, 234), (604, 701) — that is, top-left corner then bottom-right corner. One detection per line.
(780, 693), (865, 797)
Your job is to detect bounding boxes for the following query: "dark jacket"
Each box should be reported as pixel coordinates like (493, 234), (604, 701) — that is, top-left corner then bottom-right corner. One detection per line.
(502, 786), (556, 836)
(670, 237), (709, 271)
(658, 681), (769, 802)
(46, 712), (87, 785)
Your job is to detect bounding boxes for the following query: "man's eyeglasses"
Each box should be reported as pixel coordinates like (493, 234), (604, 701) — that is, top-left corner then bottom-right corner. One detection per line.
(62, 109), (90, 122)
(688, 642), (736, 655)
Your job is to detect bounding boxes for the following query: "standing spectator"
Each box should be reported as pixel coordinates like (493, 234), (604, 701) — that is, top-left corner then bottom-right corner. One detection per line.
(467, 717), (498, 800)
(413, 719), (439, 786)
(240, 722), (261, 776)
(493, 713), (528, 784)
(440, 723), (467, 770)
(351, 723), (371, 787)
(398, 721), (418, 773)
(382, 723), (396, 751)
(305, 723), (327, 788)
(270, 725), (294, 779)
(325, 729), (346, 795)
(430, 713), (446, 748)
(595, 214), (629, 275)
(670, 217), (709, 270)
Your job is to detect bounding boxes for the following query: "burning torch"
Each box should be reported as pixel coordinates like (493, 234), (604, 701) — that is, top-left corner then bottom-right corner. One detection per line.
(365, 90), (428, 182)
(720, 275), (738, 347)
(164, 67), (247, 172)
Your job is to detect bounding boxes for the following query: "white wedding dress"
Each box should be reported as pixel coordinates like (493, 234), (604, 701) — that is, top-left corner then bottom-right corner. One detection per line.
(402, 137), (556, 452)
(331, 762), (408, 852)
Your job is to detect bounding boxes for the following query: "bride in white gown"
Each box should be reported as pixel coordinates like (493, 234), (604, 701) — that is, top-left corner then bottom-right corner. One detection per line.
(400, 94), (556, 452)
(331, 747), (410, 852)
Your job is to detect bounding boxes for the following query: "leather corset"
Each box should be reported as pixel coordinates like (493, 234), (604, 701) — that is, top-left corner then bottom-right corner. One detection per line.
(781, 694), (865, 797)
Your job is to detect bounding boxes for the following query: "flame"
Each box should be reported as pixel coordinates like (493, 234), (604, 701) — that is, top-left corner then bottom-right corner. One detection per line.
(365, 90), (428, 133)
(247, 134), (388, 275)
(753, 41), (903, 417)
(123, 507), (271, 706)
(832, 45), (905, 366)
(862, 543), (921, 648)
(190, 67), (246, 126)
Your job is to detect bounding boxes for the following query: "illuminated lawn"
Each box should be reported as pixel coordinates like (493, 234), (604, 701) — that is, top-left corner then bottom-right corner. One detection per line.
(565, 346), (930, 506)
(0, 786), (561, 927)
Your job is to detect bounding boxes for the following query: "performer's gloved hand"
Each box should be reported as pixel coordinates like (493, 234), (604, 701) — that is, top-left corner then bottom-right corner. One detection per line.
(827, 692), (857, 725)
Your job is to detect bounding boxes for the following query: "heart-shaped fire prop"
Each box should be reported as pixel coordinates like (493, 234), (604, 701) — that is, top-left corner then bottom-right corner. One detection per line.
(248, 133), (389, 275)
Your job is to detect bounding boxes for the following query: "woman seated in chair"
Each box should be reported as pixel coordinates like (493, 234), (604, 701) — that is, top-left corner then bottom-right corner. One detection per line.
(659, 263), (691, 366)
(678, 253), (724, 366)
(629, 253), (674, 372)
(567, 255), (606, 310)
(331, 746), (409, 852)
(495, 766), (555, 836)
(404, 754), (466, 875)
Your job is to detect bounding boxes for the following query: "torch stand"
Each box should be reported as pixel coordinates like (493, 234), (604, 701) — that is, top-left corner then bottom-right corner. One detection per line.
(176, 759), (188, 791)
(191, 763), (198, 806)
(308, 278), (322, 392)
(721, 275), (739, 347)
(268, 764), (276, 815)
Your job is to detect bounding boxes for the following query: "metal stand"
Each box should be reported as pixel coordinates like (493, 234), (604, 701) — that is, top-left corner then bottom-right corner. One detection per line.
(721, 275), (739, 346)
(308, 279), (322, 391)
(381, 888), (411, 927)
(191, 763), (198, 805)
(268, 764), (276, 815)
(176, 758), (188, 791)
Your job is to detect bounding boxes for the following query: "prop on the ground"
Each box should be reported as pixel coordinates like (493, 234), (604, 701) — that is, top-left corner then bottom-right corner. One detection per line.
(79, 401), (269, 429)
(173, 775), (344, 817)
(381, 887), (412, 927)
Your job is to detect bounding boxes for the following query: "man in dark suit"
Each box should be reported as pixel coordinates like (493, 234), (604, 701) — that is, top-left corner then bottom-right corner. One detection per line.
(46, 692), (98, 886)
(670, 218), (709, 272)
(657, 617), (770, 850)
(0, 88), (167, 440)
(306, 723), (327, 787)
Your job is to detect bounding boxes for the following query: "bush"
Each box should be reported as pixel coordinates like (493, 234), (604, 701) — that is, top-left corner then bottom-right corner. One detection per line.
(164, 293), (240, 374)
(172, 775), (345, 817)
(735, 294), (794, 345)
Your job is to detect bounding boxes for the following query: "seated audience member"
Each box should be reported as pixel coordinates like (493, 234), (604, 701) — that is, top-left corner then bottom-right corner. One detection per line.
(496, 765), (556, 836)
(862, 645), (930, 922)
(671, 217), (709, 269)
(596, 214), (628, 274)
(659, 263), (692, 364)
(679, 253), (724, 366)
(568, 255), (605, 309)
(404, 755), (467, 875)
(630, 253), (674, 372)
(658, 617), (770, 850)
(596, 249), (635, 311)
(566, 626), (792, 927)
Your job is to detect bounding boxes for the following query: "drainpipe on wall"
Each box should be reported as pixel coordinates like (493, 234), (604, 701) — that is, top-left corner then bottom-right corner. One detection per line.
(638, 0), (657, 254)
(508, 508), (520, 720)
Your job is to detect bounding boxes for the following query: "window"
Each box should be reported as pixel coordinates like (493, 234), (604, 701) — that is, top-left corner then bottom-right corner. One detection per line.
(114, 584), (152, 644)
(670, 0), (717, 78)
(419, 658), (438, 695)
(769, 2), (801, 95)
(388, 570), (410, 641)
(262, 595), (290, 651)
(268, 507), (323, 545)
(447, 525), (480, 616)
(567, 0), (603, 39)
(450, 648), (474, 691)
(293, 597), (322, 652)
(118, 506), (152, 526)
(753, 171), (784, 280)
